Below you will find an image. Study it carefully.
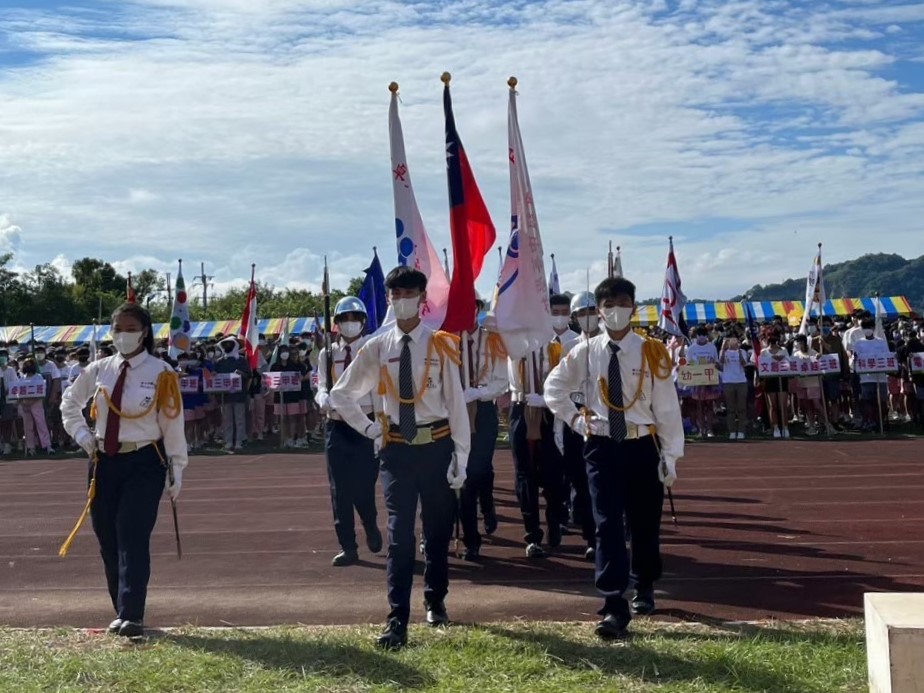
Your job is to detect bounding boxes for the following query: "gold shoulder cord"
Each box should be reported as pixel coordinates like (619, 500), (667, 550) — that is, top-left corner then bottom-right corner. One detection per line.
(376, 332), (461, 449)
(59, 370), (183, 558)
(596, 339), (673, 414)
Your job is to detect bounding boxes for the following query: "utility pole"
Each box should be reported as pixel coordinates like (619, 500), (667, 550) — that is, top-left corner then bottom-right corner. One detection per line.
(193, 262), (214, 311)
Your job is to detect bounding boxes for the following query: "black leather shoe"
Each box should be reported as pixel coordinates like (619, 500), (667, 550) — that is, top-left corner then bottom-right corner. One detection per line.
(376, 618), (407, 650)
(426, 602), (449, 627)
(584, 545), (596, 562)
(332, 549), (359, 567)
(463, 546), (481, 562)
(118, 621), (145, 639)
(483, 510), (498, 536)
(107, 618), (123, 634)
(365, 526), (383, 554)
(632, 587), (656, 615)
(594, 613), (629, 640)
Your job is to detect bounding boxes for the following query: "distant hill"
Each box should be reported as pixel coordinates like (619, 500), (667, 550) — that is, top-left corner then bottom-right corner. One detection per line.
(733, 253), (924, 309)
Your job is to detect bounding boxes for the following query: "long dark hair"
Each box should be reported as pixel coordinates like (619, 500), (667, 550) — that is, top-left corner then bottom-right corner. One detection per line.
(111, 302), (155, 354)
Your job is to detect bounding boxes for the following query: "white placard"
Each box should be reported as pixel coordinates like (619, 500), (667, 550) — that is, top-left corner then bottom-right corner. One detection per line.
(6, 380), (47, 400)
(202, 373), (243, 393)
(792, 353), (841, 375)
(179, 376), (200, 394)
(757, 354), (799, 378)
(854, 353), (899, 374)
(263, 371), (302, 392)
(910, 353), (924, 373)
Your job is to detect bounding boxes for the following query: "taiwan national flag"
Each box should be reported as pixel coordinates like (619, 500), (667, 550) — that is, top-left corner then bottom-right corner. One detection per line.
(241, 265), (259, 369)
(440, 78), (496, 333)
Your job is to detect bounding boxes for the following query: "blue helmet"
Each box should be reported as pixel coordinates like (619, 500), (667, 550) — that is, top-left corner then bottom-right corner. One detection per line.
(334, 296), (367, 322)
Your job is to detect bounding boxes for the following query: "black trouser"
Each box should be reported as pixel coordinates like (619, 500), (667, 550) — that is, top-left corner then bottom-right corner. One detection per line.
(325, 419), (379, 552)
(460, 401), (499, 549)
(509, 403), (566, 545)
(379, 435), (455, 625)
(90, 443), (166, 623)
(563, 426), (596, 544)
(585, 434), (663, 620)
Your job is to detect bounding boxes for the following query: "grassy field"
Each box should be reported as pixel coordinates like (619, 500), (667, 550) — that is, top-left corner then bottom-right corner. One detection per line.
(0, 620), (865, 693)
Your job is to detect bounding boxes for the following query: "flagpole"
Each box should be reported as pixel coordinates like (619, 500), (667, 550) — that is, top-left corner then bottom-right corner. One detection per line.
(875, 290), (884, 435)
(814, 243), (833, 436)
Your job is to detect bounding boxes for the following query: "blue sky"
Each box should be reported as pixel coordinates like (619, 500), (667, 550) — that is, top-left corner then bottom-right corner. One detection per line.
(1, 0), (923, 305)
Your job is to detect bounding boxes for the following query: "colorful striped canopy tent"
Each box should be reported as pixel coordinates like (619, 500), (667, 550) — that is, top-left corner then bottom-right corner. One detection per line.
(632, 296), (913, 326)
(0, 317), (320, 346)
(0, 297), (913, 344)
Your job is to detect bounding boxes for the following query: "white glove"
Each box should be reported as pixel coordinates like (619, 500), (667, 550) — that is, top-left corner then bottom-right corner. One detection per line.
(75, 429), (97, 457)
(463, 387), (482, 404)
(658, 456), (677, 488)
(525, 393), (547, 408)
(165, 466), (183, 501)
(373, 434), (383, 457)
(314, 391), (331, 413)
(363, 421), (384, 440)
(553, 418), (565, 455)
(572, 415), (609, 438)
(447, 454), (467, 490)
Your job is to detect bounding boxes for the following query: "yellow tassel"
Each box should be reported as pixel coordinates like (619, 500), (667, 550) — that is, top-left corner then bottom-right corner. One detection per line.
(548, 341), (563, 370)
(486, 332), (507, 361)
(58, 456), (98, 557)
(642, 338), (673, 380)
(433, 331), (462, 366)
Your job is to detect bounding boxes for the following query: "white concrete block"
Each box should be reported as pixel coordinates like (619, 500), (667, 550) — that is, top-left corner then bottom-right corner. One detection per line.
(866, 593), (924, 693)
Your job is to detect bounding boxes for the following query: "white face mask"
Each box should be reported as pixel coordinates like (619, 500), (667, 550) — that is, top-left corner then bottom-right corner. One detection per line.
(392, 297), (420, 321)
(863, 329), (874, 338)
(113, 331), (144, 356)
(551, 316), (571, 333)
(339, 321), (363, 339)
(600, 306), (633, 332)
(280, 352), (290, 361)
(578, 316), (599, 334)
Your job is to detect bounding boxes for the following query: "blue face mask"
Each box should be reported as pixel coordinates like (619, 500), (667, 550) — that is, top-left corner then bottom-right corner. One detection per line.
(822, 327), (831, 335)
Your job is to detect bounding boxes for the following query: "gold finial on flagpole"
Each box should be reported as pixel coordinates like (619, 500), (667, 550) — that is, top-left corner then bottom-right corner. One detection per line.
(508, 76), (518, 89)
(441, 72), (452, 84)
(389, 82), (399, 93)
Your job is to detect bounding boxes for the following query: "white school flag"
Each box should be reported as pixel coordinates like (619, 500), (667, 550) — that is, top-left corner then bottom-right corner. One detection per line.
(168, 259), (191, 358)
(658, 237), (688, 340)
(490, 80), (553, 359)
(389, 84), (450, 330)
(798, 245), (826, 336)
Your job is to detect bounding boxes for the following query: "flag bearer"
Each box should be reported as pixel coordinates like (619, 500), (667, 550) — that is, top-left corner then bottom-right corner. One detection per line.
(330, 266), (470, 650)
(544, 277), (683, 640)
(60, 303), (187, 639)
(507, 294), (572, 558)
(458, 295), (509, 561)
(315, 296), (383, 567)
(558, 291), (600, 560)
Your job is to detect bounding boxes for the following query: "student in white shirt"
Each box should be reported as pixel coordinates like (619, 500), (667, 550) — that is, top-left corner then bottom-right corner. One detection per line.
(315, 296), (383, 567)
(17, 357), (53, 455)
(329, 266), (470, 650)
(0, 347), (17, 455)
(718, 334), (749, 440)
(545, 277), (684, 641)
(852, 318), (890, 431)
(61, 303), (187, 639)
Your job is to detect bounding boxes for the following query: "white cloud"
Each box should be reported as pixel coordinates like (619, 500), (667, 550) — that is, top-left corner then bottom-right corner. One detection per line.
(0, 215), (23, 254)
(0, 0), (921, 308)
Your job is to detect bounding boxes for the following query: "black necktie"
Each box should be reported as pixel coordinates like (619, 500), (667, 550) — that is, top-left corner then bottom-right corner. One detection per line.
(608, 343), (627, 441)
(343, 344), (352, 369)
(399, 335), (416, 442)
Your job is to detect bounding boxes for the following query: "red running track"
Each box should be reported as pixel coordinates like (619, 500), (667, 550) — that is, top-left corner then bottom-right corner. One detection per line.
(1, 440), (922, 628)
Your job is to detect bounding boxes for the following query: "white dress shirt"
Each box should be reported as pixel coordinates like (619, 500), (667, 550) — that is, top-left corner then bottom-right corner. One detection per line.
(329, 322), (471, 463)
(852, 336), (890, 384)
(316, 336), (375, 415)
(508, 341), (562, 402)
(543, 330), (685, 466)
(555, 329), (581, 355)
(61, 351), (189, 471)
(459, 329), (509, 402)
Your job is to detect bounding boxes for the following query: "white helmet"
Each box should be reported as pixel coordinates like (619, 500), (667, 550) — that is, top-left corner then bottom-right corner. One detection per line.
(570, 291), (596, 315)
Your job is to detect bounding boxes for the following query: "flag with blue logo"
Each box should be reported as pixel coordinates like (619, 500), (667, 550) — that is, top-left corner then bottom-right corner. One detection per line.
(489, 81), (553, 359)
(358, 248), (388, 333)
(389, 84), (449, 330)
